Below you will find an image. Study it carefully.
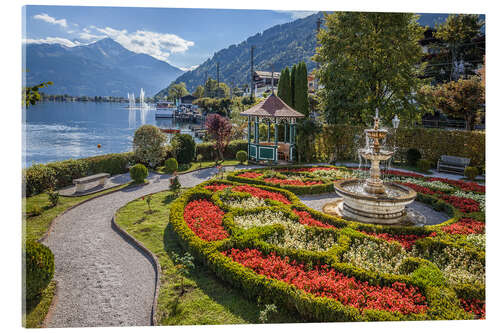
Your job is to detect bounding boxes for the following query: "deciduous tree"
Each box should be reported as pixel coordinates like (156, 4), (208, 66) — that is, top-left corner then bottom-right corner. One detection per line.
(205, 114), (232, 161)
(314, 12), (427, 126)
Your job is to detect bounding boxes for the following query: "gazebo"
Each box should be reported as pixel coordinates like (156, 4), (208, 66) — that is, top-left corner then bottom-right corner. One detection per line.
(240, 92), (304, 163)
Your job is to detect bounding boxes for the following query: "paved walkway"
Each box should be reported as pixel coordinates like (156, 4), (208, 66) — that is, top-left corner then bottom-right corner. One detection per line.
(41, 163), (468, 327)
(42, 166), (252, 327)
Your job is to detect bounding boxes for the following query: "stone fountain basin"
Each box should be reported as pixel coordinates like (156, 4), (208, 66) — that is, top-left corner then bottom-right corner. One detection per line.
(359, 149), (393, 161)
(334, 179), (417, 224)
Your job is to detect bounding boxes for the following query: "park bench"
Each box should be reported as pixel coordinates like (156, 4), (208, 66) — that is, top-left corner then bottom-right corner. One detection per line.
(437, 155), (470, 175)
(73, 173), (110, 192)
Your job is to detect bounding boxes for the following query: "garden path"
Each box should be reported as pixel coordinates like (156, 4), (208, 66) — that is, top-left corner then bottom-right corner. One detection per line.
(42, 165), (256, 327)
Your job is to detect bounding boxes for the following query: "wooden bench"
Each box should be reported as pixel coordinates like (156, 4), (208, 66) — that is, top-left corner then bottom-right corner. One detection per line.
(73, 173), (110, 192)
(437, 155), (470, 175)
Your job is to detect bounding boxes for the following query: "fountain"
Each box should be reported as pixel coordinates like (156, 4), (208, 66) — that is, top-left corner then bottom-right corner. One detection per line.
(331, 110), (417, 224)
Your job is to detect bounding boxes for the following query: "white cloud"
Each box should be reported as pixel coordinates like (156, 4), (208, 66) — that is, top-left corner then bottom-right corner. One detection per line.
(275, 10), (317, 20)
(24, 37), (83, 48)
(178, 64), (199, 72)
(94, 27), (194, 62)
(33, 13), (68, 28)
(79, 28), (105, 41)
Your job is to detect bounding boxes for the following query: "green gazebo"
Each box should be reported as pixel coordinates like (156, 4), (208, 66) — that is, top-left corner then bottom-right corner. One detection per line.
(241, 93), (304, 163)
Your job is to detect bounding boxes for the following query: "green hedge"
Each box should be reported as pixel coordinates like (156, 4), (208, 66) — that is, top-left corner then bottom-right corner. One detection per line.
(23, 152), (134, 197)
(23, 241), (54, 301)
(313, 125), (485, 166)
(168, 179), (474, 321)
(196, 140), (247, 161)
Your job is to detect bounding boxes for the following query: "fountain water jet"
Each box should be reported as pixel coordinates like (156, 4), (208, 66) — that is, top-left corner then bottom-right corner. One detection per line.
(330, 110), (417, 224)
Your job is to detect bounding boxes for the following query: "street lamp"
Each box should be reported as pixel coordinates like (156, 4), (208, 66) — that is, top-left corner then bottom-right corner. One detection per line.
(392, 115), (400, 164)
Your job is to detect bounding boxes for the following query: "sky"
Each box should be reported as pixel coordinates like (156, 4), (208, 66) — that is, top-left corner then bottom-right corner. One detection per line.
(23, 6), (316, 71)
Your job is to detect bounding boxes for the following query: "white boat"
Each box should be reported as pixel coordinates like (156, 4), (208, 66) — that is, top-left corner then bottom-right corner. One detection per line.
(155, 102), (176, 118)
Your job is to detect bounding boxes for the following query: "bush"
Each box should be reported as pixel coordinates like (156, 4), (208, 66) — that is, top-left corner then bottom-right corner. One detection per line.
(406, 148), (422, 166)
(464, 167), (479, 180)
(417, 159), (432, 173)
(47, 189), (59, 207)
(23, 241), (54, 301)
(30, 205), (42, 217)
(133, 125), (166, 168)
(165, 158), (179, 174)
(172, 134), (196, 164)
(236, 150), (248, 164)
(23, 164), (56, 197)
(130, 163), (148, 183)
(196, 140), (247, 161)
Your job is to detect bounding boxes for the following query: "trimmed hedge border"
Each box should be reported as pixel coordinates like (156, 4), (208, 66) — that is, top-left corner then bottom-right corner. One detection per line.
(169, 178), (479, 322)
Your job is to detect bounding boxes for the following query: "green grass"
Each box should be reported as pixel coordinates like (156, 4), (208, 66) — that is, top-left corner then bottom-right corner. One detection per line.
(155, 160), (242, 175)
(23, 280), (57, 328)
(115, 190), (298, 325)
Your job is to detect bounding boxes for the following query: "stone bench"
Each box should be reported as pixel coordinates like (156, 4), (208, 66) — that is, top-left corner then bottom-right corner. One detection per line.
(73, 173), (110, 193)
(437, 155), (470, 175)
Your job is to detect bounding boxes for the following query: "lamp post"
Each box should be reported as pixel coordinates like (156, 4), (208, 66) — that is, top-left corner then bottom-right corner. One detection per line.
(392, 115), (400, 164)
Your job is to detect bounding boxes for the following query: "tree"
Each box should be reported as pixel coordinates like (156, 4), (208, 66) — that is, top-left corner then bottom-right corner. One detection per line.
(133, 125), (166, 168)
(23, 81), (53, 107)
(290, 64), (297, 108)
(168, 82), (188, 101)
(193, 85), (205, 99)
(429, 76), (484, 130)
(205, 114), (232, 161)
(313, 12), (427, 126)
(204, 77), (218, 97)
(434, 14), (484, 81)
(294, 62), (309, 117)
(277, 67), (292, 106)
(171, 133), (196, 164)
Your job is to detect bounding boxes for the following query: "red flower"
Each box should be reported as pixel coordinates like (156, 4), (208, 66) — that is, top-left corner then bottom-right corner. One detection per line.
(264, 177), (323, 186)
(460, 298), (485, 319)
(428, 177), (485, 194)
(204, 183), (232, 192)
(223, 248), (428, 314)
(238, 172), (263, 179)
(293, 209), (336, 229)
(383, 170), (426, 178)
(183, 199), (228, 241)
(361, 231), (437, 250)
(233, 185), (291, 204)
(441, 218), (485, 235)
(439, 194), (480, 213)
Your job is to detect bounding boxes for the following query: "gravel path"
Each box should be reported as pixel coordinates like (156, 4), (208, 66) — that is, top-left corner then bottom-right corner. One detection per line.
(42, 166), (250, 327)
(298, 193), (450, 226)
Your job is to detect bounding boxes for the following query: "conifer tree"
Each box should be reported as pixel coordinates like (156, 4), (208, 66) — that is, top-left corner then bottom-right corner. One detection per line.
(290, 64), (297, 108)
(278, 67), (292, 106)
(294, 62), (309, 117)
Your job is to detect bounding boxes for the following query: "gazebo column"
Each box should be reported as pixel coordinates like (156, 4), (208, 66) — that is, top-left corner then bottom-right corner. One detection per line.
(255, 117), (259, 161)
(267, 120), (270, 142)
(284, 122), (288, 143)
(274, 119), (278, 163)
(247, 117), (251, 160)
(290, 121), (296, 162)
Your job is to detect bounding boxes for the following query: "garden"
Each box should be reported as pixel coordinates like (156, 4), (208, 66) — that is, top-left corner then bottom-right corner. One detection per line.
(167, 165), (485, 322)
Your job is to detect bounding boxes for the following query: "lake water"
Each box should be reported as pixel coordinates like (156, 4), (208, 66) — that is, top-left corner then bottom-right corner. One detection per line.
(23, 101), (200, 168)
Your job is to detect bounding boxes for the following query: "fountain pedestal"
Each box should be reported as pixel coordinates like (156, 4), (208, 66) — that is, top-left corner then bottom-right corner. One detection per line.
(331, 111), (417, 225)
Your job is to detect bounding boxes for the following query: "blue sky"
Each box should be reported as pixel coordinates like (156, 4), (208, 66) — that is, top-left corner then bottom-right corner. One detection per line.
(24, 6), (316, 70)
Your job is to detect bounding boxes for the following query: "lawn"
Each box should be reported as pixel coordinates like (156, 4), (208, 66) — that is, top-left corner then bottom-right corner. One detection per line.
(115, 190), (299, 325)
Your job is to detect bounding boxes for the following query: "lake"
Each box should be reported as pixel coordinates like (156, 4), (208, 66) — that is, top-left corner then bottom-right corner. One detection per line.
(23, 101), (200, 168)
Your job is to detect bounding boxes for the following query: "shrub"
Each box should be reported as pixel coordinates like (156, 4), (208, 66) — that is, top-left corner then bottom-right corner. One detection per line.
(85, 152), (133, 175)
(130, 163), (148, 183)
(417, 159), (432, 173)
(23, 241), (54, 301)
(464, 167), (479, 180)
(172, 134), (196, 164)
(406, 148), (422, 166)
(30, 205), (42, 217)
(196, 140), (247, 161)
(169, 176), (181, 195)
(23, 164), (56, 197)
(164, 158), (179, 174)
(47, 189), (59, 207)
(236, 150), (248, 164)
(133, 125), (166, 168)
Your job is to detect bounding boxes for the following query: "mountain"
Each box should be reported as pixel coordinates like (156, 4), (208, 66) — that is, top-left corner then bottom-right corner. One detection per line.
(159, 12), (323, 95)
(24, 37), (183, 97)
(158, 12), (484, 96)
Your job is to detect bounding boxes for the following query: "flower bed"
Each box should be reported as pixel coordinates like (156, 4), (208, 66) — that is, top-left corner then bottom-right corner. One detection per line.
(183, 199), (227, 241)
(441, 218), (485, 235)
(460, 298), (485, 319)
(439, 194), (480, 213)
(264, 177), (323, 186)
(223, 248), (428, 315)
(168, 172), (485, 322)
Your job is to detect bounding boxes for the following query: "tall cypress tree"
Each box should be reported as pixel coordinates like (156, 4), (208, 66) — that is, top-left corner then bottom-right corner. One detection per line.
(290, 64), (297, 108)
(294, 62), (309, 117)
(278, 67), (292, 106)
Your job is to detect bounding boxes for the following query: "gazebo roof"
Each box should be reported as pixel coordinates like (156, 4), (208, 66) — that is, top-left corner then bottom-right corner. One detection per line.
(240, 94), (305, 118)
